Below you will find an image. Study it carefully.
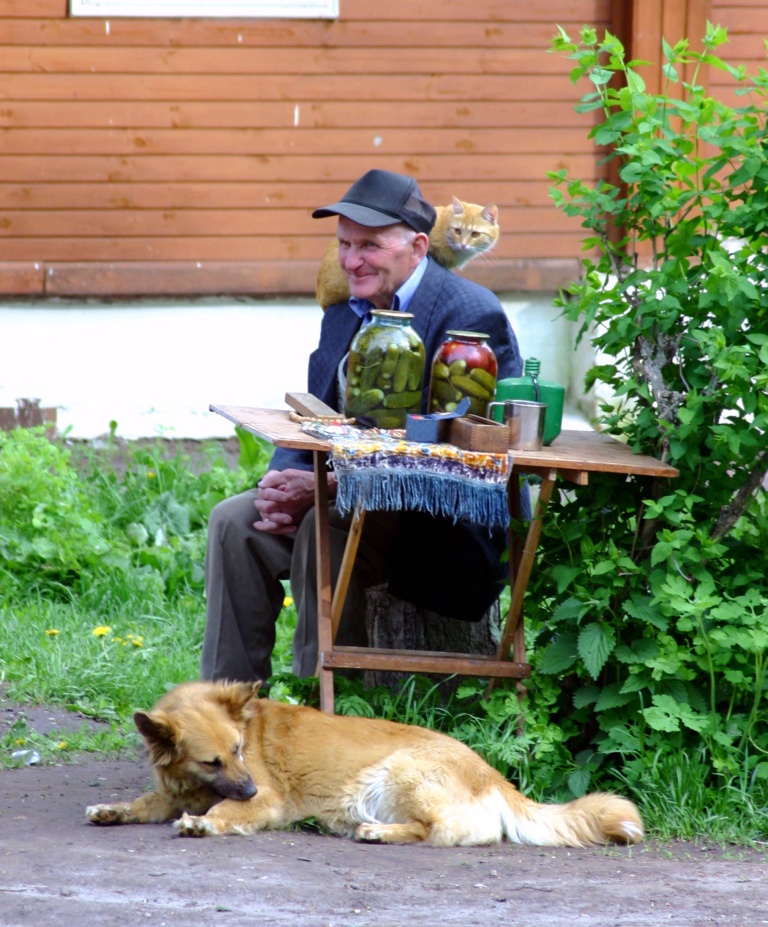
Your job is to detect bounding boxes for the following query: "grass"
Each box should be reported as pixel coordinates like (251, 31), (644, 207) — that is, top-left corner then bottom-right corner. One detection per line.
(0, 425), (766, 849)
(0, 426), (287, 760)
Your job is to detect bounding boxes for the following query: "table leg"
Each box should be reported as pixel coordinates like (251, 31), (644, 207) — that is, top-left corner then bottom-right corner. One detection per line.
(315, 504), (366, 680)
(330, 505), (366, 642)
(487, 474), (556, 697)
(313, 453), (335, 713)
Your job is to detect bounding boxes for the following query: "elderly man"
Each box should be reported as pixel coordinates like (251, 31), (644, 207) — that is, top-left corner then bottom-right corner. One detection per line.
(201, 169), (524, 684)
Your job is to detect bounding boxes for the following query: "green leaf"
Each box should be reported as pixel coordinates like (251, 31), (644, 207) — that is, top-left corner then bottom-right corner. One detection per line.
(662, 62), (679, 83)
(595, 681), (634, 711)
(538, 631), (578, 674)
(651, 541), (674, 567)
(568, 767), (592, 797)
(625, 69), (646, 94)
(550, 596), (585, 624)
(615, 639), (659, 663)
(577, 622), (616, 679)
(550, 565), (582, 594)
(643, 706), (680, 733)
(591, 560), (616, 576)
(573, 685), (599, 708)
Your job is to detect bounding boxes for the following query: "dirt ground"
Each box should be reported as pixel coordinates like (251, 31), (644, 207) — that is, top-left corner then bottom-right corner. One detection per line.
(1, 701), (767, 927)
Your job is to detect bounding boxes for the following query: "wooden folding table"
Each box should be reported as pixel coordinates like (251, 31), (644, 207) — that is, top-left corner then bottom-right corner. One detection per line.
(211, 404), (679, 713)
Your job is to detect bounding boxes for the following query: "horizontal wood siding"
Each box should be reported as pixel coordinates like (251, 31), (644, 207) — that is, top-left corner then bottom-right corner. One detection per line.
(709, 2), (768, 107)
(0, 0), (613, 296)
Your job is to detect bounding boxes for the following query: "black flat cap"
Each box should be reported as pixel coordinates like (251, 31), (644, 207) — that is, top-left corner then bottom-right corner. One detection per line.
(312, 169), (436, 235)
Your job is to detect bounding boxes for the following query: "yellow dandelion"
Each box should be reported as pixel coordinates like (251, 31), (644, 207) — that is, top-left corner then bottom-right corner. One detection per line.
(56, 742), (67, 750)
(147, 470), (156, 479)
(45, 629), (60, 637)
(283, 596), (294, 608)
(92, 625), (111, 637)
(13, 738), (25, 747)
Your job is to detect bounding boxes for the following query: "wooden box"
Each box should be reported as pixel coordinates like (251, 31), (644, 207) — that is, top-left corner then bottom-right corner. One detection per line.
(448, 415), (509, 453)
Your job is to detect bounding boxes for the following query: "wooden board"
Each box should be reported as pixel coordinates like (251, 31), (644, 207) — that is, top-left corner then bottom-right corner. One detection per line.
(513, 430), (679, 478)
(211, 404), (333, 452)
(0, 0), (614, 296)
(284, 392), (340, 418)
(210, 405), (680, 480)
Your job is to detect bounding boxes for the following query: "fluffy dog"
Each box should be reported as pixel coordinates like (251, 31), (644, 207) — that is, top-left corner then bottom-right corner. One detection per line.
(86, 680), (644, 847)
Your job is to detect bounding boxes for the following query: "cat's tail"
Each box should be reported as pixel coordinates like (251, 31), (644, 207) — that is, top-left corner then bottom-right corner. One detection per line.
(498, 782), (644, 847)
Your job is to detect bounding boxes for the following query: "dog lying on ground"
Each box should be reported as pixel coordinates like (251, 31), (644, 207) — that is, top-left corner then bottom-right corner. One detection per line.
(86, 680), (644, 847)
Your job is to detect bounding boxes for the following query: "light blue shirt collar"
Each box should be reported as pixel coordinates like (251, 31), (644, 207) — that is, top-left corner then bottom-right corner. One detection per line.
(392, 255), (428, 313)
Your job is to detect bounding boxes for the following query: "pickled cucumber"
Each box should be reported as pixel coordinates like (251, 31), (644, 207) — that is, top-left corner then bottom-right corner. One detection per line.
(431, 378), (461, 405)
(346, 388), (385, 416)
(392, 350), (412, 393)
(383, 389), (422, 409)
(450, 375), (493, 402)
(469, 367), (496, 393)
(380, 344), (401, 377)
(432, 361), (450, 380)
(407, 355), (423, 390)
(364, 408), (407, 429)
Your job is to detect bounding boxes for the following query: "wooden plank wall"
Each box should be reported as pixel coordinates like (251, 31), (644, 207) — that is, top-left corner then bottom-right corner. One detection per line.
(709, 1), (768, 102)
(625, 0), (768, 99)
(0, 0), (614, 297)
(620, 0), (713, 94)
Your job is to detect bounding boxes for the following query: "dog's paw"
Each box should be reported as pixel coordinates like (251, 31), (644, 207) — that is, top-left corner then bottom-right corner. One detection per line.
(174, 812), (218, 838)
(354, 823), (385, 843)
(86, 803), (128, 825)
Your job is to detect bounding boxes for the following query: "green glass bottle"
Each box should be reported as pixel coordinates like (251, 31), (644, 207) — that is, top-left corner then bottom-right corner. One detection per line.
(494, 357), (564, 445)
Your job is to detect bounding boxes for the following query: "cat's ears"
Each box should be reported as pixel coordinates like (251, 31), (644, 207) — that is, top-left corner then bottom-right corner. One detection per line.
(482, 204), (499, 225)
(450, 196), (499, 227)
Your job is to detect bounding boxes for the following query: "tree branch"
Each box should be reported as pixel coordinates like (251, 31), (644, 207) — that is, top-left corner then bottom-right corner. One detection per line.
(710, 453), (768, 540)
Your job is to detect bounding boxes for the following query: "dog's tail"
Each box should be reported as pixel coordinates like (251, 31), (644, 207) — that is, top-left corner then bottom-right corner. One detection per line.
(499, 782), (644, 847)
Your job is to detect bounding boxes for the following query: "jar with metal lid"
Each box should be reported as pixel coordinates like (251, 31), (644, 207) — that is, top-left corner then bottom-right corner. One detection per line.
(344, 310), (426, 428)
(428, 330), (497, 417)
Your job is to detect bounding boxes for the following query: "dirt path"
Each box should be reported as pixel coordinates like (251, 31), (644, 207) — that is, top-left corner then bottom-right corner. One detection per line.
(0, 753), (765, 927)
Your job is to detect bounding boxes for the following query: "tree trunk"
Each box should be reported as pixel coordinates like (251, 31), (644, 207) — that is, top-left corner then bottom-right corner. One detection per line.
(363, 584), (499, 693)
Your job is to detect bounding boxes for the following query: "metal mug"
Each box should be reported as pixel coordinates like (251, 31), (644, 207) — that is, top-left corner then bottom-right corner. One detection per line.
(486, 399), (547, 451)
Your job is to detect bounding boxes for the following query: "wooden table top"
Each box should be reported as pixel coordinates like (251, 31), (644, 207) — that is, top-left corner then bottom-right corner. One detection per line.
(210, 404), (679, 480)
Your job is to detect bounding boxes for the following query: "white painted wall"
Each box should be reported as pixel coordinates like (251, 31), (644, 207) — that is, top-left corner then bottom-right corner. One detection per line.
(0, 294), (593, 440)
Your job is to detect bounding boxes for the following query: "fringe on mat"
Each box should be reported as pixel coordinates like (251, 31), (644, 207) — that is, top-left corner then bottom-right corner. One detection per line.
(335, 468), (509, 530)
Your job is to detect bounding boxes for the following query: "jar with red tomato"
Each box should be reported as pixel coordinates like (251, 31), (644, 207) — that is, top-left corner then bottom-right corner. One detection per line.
(428, 331), (497, 417)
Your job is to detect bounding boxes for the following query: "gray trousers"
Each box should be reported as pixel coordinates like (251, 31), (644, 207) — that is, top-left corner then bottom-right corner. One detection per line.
(200, 488), (396, 682)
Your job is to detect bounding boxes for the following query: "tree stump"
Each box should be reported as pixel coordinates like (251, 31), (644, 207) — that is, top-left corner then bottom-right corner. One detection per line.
(363, 584), (500, 693)
(0, 399), (57, 435)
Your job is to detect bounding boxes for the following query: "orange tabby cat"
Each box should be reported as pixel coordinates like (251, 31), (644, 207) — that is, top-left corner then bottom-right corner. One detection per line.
(315, 196), (500, 309)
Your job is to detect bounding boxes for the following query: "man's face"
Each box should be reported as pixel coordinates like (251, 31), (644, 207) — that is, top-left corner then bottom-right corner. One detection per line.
(336, 217), (428, 311)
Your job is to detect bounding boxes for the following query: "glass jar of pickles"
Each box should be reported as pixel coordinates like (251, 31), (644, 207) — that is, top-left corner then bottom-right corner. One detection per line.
(428, 331), (497, 417)
(344, 310), (426, 428)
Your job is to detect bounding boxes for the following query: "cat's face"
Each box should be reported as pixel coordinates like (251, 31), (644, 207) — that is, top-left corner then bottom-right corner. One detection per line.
(437, 199), (499, 267)
(336, 217), (429, 310)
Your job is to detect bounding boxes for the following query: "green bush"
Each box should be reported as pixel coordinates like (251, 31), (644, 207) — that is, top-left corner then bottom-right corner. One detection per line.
(523, 23), (768, 827)
(0, 427), (111, 592)
(0, 427), (273, 717)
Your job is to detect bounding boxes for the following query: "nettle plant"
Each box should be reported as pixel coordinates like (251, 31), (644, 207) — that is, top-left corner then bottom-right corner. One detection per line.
(525, 24), (768, 796)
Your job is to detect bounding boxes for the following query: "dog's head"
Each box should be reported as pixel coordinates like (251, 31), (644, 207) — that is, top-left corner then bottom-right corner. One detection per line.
(134, 681), (261, 802)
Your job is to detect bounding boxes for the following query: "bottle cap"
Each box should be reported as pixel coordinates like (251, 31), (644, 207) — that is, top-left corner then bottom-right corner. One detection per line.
(523, 357), (541, 376)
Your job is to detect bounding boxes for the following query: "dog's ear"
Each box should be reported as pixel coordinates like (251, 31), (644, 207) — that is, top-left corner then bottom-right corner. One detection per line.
(134, 710), (178, 766)
(219, 681), (262, 721)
